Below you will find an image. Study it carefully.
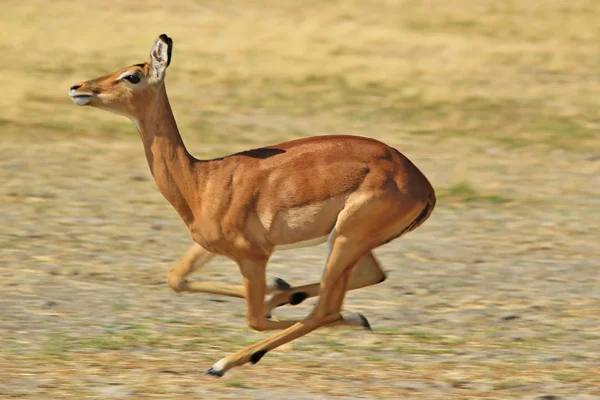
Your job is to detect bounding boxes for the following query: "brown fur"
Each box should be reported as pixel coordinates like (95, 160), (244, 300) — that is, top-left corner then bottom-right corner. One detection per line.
(69, 34), (436, 376)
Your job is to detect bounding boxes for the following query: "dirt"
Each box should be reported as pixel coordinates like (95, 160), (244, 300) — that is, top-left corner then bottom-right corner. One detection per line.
(1, 133), (598, 399)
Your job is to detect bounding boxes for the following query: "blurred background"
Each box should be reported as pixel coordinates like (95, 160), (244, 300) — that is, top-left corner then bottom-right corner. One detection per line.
(1, 1), (599, 398)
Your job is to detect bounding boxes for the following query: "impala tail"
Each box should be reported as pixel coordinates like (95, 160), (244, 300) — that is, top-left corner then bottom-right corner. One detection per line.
(407, 192), (436, 234)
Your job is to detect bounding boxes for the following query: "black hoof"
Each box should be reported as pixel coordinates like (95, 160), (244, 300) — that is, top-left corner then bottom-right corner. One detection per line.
(273, 277), (292, 291)
(358, 313), (372, 331)
(205, 368), (224, 378)
(250, 349), (267, 364)
(289, 291), (308, 306)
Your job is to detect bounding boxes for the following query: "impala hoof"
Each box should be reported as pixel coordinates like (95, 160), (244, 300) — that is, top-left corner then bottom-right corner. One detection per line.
(205, 367), (224, 378)
(358, 313), (372, 331)
(272, 277), (292, 291)
(342, 313), (373, 331)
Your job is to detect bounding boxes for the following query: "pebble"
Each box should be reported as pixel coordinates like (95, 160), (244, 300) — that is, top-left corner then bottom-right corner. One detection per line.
(43, 300), (58, 309)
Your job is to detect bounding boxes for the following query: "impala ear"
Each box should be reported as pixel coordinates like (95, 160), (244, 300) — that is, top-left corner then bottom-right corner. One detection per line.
(150, 34), (173, 82)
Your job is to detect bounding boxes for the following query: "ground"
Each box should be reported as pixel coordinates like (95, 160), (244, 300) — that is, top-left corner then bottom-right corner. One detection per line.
(1, 1), (599, 399)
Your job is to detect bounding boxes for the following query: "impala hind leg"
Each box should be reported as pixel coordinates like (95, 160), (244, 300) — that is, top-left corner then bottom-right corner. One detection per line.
(207, 233), (370, 377)
(233, 255), (369, 334)
(167, 244), (290, 298)
(265, 251), (386, 316)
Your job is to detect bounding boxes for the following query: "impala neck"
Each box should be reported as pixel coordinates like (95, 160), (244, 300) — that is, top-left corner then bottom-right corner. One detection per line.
(133, 85), (197, 225)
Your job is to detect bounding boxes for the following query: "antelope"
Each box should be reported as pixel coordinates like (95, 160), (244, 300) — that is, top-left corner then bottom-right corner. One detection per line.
(69, 34), (436, 377)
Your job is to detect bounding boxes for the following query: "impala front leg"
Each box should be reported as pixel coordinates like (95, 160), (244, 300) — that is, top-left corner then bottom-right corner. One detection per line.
(237, 256), (298, 333)
(206, 235), (370, 377)
(167, 244), (219, 292)
(168, 244), (291, 299)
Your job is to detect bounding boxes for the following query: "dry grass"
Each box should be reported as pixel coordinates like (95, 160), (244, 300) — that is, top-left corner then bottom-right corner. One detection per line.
(1, 0), (599, 152)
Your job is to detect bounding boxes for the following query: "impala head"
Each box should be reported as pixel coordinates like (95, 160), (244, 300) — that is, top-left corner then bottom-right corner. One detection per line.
(69, 34), (173, 117)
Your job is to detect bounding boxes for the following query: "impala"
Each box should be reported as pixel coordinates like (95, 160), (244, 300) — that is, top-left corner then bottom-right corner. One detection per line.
(69, 34), (436, 377)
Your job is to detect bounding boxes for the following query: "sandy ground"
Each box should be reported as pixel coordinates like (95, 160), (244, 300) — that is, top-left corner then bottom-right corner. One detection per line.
(1, 1), (600, 398)
(1, 133), (598, 399)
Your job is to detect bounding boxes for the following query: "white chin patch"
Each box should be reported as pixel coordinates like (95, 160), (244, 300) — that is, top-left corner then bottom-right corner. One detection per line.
(71, 95), (92, 105)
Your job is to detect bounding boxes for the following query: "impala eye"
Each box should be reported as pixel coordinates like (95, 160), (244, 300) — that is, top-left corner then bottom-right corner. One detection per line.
(123, 74), (140, 84)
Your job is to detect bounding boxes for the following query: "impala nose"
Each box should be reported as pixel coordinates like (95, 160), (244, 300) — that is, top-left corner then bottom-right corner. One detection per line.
(70, 84), (82, 91)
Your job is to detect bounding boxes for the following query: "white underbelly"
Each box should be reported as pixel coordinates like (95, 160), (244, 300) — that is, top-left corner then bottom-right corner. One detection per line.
(274, 235), (328, 251)
(261, 196), (346, 247)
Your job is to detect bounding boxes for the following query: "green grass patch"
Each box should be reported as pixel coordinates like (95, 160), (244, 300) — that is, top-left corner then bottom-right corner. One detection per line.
(172, 324), (257, 351)
(42, 333), (73, 360)
(376, 328), (405, 336)
(553, 371), (584, 383)
(41, 326), (163, 359)
(365, 355), (386, 362)
(112, 302), (131, 311)
(394, 344), (459, 355)
(438, 181), (513, 205)
(225, 380), (252, 389)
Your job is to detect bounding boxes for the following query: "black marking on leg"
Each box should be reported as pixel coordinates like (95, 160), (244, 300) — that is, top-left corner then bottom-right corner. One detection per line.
(289, 292), (308, 306)
(250, 349), (267, 364)
(358, 313), (372, 331)
(205, 368), (224, 378)
(273, 277), (292, 291)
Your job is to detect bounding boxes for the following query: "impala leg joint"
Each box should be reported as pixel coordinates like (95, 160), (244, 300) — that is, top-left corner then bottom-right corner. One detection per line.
(250, 349), (267, 364)
(289, 292), (308, 306)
